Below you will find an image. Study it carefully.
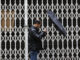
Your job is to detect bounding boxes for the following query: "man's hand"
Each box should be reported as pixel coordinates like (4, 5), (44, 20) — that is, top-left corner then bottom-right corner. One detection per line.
(43, 28), (47, 33)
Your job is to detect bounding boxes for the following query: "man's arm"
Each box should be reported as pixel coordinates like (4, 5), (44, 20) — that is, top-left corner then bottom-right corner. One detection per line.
(30, 29), (46, 40)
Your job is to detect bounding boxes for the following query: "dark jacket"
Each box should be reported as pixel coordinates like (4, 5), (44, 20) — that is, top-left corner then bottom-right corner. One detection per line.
(28, 26), (46, 51)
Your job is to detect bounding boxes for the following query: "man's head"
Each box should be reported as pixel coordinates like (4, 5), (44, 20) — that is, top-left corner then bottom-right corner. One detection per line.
(33, 20), (42, 28)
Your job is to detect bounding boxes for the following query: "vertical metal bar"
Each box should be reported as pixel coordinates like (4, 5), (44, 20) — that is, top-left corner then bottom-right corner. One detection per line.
(41, 0), (44, 59)
(5, 0), (7, 59)
(19, 0), (21, 60)
(41, 0), (43, 44)
(41, 0), (45, 59)
(51, 0), (54, 59)
(32, 0), (33, 25)
(10, 0), (12, 60)
(47, 0), (49, 60)
(25, 0), (28, 60)
(71, 0), (73, 59)
(61, 0), (64, 59)
(15, 0), (16, 60)
(76, 0), (78, 60)
(37, 0), (38, 19)
(66, 0), (69, 59)
(56, 0), (59, 60)
(0, 0), (1, 60)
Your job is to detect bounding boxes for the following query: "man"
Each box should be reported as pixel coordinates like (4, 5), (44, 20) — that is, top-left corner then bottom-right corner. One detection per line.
(28, 20), (47, 60)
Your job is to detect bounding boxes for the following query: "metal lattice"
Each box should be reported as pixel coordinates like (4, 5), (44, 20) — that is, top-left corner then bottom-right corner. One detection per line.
(0, 0), (80, 60)
(0, 0), (25, 60)
(28, 0), (80, 60)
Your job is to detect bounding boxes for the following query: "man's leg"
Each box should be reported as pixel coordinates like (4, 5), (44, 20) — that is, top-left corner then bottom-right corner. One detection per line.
(30, 50), (38, 60)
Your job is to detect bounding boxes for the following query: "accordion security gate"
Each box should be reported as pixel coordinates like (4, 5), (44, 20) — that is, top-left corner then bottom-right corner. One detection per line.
(0, 0), (80, 60)
(0, 0), (28, 60)
(28, 0), (80, 60)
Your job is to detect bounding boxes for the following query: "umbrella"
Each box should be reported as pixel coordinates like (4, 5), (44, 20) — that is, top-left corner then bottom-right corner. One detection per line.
(47, 10), (67, 36)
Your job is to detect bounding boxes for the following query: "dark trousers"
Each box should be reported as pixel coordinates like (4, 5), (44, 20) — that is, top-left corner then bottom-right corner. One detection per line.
(30, 50), (38, 60)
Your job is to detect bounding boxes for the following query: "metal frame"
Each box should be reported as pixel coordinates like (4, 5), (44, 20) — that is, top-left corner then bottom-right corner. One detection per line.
(25, 0), (28, 60)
